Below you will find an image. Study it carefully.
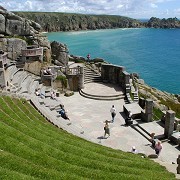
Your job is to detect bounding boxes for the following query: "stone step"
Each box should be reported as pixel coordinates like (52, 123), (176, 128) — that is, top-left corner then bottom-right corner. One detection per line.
(28, 78), (40, 94)
(11, 70), (27, 86)
(79, 89), (124, 101)
(84, 79), (102, 84)
(131, 124), (152, 142)
(85, 73), (101, 78)
(84, 77), (102, 81)
(19, 75), (32, 94)
(30, 97), (89, 138)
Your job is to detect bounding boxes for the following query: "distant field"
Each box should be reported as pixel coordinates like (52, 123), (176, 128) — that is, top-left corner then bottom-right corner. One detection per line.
(0, 95), (175, 179)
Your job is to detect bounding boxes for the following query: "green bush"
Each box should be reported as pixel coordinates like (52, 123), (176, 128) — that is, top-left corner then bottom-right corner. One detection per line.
(56, 75), (67, 89)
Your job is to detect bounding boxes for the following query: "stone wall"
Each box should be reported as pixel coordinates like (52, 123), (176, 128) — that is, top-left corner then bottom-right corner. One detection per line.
(24, 61), (42, 76)
(0, 37), (27, 60)
(101, 64), (126, 90)
(67, 75), (80, 91)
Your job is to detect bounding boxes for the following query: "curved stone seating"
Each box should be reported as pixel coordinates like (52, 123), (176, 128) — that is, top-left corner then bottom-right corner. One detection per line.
(7, 64), (18, 81)
(19, 75), (32, 94)
(28, 78), (40, 94)
(30, 96), (88, 138)
(11, 70), (26, 86)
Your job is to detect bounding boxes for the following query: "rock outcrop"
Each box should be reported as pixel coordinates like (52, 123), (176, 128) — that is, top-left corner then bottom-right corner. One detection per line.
(145, 17), (180, 28)
(14, 12), (143, 32)
(133, 76), (180, 116)
(0, 6), (41, 36)
(0, 6), (51, 61)
(51, 41), (69, 66)
(0, 37), (27, 60)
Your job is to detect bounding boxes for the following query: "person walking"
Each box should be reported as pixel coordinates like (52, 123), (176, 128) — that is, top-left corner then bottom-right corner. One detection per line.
(104, 120), (110, 138)
(110, 105), (116, 123)
(155, 141), (162, 156)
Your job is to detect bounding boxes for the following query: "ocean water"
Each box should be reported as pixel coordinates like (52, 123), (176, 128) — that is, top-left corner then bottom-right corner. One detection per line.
(46, 28), (180, 94)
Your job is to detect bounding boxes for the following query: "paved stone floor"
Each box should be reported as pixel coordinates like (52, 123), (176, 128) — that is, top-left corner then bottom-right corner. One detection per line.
(58, 82), (179, 177)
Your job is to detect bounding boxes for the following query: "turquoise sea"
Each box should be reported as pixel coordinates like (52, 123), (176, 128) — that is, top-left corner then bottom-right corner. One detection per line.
(46, 28), (180, 94)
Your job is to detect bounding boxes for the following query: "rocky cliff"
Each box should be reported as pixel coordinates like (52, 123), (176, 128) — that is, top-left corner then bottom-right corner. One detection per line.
(145, 17), (180, 28)
(14, 12), (142, 32)
(0, 6), (51, 61)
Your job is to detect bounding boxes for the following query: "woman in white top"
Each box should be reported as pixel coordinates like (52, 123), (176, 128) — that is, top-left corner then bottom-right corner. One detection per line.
(110, 105), (116, 123)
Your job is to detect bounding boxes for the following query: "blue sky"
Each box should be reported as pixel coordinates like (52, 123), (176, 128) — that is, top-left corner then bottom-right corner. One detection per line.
(0, 0), (179, 19)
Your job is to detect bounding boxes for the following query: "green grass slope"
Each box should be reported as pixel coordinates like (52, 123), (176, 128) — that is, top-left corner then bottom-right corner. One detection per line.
(0, 95), (175, 179)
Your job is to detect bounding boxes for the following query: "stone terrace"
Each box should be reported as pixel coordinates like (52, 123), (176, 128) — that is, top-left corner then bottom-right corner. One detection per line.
(4, 71), (180, 178)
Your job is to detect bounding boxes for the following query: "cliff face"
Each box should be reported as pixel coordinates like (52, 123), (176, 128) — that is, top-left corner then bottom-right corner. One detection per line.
(0, 6), (41, 36)
(14, 12), (142, 32)
(145, 17), (180, 28)
(0, 6), (51, 61)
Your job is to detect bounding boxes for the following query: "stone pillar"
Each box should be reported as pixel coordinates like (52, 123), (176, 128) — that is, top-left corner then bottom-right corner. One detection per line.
(125, 73), (130, 85)
(78, 66), (84, 89)
(139, 97), (145, 109)
(177, 155), (180, 174)
(164, 110), (175, 138)
(122, 71), (130, 92)
(144, 99), (153, 122)
(79, 66), (84, 74)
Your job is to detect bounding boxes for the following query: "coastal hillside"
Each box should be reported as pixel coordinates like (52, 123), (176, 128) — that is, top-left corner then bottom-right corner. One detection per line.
(14, 12), (142, 32)
(145, 17), (180, 28)
(14, 12), (180, 31)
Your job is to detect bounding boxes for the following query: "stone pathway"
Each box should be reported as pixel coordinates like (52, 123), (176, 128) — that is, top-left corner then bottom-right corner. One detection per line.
(58, 83), (179, 178)
(16, 81), (179, 178)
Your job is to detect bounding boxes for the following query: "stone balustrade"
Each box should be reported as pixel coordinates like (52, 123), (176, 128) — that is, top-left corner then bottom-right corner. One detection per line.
(21, 47), (43, 57)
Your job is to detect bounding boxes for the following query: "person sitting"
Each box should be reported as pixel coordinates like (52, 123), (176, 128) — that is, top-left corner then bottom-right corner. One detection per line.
(35, 88), (45, 99)
(131, 146), (138, 154)
(50, 91), (57, 100)
(43, 69), (49, 75)
(58, 104), (70, 120)
(35, 89), (40, 96)
(46, 67), (52, 75)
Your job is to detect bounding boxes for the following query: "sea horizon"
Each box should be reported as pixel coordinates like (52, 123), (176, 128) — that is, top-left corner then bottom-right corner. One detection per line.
(46, 28), (180, 95)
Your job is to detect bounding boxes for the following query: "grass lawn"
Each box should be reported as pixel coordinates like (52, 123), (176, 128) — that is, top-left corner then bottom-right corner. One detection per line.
(0, 95), (176, 179)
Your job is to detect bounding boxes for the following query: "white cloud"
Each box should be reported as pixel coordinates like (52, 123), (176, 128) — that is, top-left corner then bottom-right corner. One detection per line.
(174, 8), (180, 15)
(0, 0), (179, 18)
(150, 3), (158, 8)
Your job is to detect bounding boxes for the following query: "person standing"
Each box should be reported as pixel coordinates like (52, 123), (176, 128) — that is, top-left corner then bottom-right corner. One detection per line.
(104, 120), (110, 138)
(87, 53), (90, 60)
(155, 141), (162, 156)
(110, 105), (116, 123)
